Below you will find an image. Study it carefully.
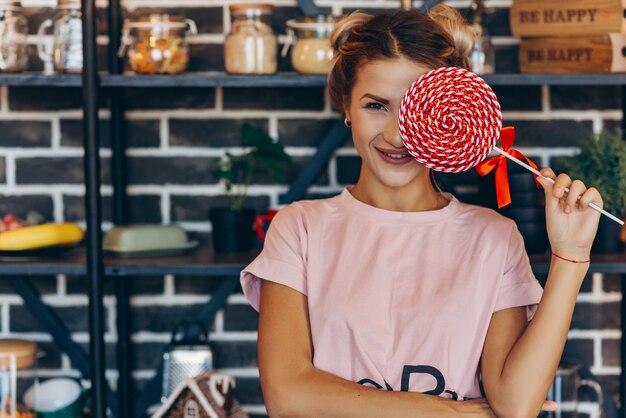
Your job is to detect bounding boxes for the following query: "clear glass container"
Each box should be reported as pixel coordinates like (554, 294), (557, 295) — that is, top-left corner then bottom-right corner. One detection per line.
(0, 0), (28, 73)
(470, 24), (495, 75)
(282, 16), (335, 75)
(224, 4), (277, 75)
(119, 14), (197, 75)
(36, 0), (83, 73)
(0, 339), (37, 418)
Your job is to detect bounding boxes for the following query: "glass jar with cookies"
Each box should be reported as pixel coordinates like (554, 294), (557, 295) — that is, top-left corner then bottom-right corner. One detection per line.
(119, 14), (197, 75)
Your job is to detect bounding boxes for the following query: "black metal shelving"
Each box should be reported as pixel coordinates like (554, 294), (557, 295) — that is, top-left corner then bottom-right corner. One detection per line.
(101, 71), (327, 87)
(0, 73), (82, 86)
(81, 0), (107, 414)
(5, 250), (626, 277)
(98, 72), (626, 87)
(483, 73), (626, 85)
(6, 72), (626, 88)
(0, 246), (257, 276)
(2, 0), (626, 416)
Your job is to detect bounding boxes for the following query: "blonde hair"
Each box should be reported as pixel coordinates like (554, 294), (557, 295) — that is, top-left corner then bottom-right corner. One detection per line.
(427, 4), (478, 71)
(328, 4), (478, 112)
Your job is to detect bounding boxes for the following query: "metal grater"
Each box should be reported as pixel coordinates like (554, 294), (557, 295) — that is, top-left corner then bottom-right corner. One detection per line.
(161, 321), (213, 403)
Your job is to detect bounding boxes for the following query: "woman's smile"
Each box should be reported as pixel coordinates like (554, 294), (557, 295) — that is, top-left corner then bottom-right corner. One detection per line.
(375, 147), (413, 164)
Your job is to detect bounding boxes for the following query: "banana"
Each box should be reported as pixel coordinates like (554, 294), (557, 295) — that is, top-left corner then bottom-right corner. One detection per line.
(0, 223), (84, 251)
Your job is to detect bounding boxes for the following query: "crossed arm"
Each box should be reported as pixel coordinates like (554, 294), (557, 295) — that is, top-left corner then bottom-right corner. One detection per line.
(257, 279), (487, 417)
(258, 273), (581, 418)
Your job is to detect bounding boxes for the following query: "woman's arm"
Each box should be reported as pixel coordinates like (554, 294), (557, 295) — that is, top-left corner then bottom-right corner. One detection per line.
(481, 167), (602, 418)
(481, 261), (587, 418)
(259, 280), (496, 418)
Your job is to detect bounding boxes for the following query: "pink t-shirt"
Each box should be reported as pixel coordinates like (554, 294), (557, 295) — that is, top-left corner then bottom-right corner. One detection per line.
(240, 185), (544, 400)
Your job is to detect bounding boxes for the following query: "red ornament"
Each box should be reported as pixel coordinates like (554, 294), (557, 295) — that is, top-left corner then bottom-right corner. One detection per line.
(476, 127), (541, 208)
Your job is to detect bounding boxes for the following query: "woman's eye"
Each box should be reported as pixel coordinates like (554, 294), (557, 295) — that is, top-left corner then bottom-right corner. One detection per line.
(365, 102), (387, 111)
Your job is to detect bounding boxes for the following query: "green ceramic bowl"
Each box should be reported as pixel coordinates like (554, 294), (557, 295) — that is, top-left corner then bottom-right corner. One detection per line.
(23, 378), (88, 418)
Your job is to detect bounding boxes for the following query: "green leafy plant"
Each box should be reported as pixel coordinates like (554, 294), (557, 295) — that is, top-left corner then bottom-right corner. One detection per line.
(212, 123), (292, 211)
(559, 131), (626, 215)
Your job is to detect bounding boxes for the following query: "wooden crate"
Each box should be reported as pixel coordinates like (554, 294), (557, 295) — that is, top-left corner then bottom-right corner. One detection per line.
(519, 34), (626, 73)
(511, 0), (626, 37)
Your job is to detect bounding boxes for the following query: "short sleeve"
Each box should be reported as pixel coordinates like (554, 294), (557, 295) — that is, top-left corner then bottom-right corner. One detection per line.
(240, 203), (308, 311)
(494, 222), (544, 322)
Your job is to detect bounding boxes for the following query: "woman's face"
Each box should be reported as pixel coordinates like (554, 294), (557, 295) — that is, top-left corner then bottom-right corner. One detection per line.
(345, 56), (432, 190)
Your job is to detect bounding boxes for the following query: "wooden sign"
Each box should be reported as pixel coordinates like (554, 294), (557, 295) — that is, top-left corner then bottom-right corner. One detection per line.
(519, 34), (626, 73)
(511, 0), (626, 37)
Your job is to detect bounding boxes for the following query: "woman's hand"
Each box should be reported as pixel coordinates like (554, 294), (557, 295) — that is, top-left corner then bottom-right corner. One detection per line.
(460, 398), (558, 417)
(535, 167), (603, 260)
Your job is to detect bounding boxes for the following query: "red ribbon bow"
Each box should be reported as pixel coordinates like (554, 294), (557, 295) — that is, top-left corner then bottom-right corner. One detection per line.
(476, 127), (541, 209)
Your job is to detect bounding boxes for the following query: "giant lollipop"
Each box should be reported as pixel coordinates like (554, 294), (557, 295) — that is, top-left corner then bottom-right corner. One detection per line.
(398, 66), (623, 226)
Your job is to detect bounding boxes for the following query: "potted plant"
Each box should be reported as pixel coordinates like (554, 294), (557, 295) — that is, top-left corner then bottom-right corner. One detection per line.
(209, 123), (292, 253)
(559, 131), (626, 254)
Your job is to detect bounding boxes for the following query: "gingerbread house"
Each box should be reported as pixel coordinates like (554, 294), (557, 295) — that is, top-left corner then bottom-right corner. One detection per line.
(151, 371), (249, 418)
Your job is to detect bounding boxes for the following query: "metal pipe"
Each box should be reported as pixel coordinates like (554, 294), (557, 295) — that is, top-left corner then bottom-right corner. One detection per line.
(108, 0), (127, 223)
(107, 0), (132, 415)
(622, 275), (626, 418)
(81, 0), (106, 416)
(621, 86), (626, 418)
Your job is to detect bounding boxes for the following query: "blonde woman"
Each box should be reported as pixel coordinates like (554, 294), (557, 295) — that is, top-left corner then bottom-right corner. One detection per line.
(241, 5), (603, 417)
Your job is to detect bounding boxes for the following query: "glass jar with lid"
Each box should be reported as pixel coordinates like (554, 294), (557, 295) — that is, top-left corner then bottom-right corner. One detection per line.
(0, 0), (28, 73)
(36, 0), (82, 73)
(282, 15), (335, 75)
(119, 14), (197, 75)
(470, 24), (495, 75)
(0, 339), (38, 418)
(224, 4), (277, 75)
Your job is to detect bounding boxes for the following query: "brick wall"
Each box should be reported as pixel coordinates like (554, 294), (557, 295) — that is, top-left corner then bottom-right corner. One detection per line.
(0, 1), (622, 417)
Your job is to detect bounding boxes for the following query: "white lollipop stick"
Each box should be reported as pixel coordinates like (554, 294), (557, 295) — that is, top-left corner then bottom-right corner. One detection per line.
(493, 146), (624, 226)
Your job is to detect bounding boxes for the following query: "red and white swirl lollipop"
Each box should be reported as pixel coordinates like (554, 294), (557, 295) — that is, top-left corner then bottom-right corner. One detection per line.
(398, 66), (622, 225)
(399, 66), (502, 173)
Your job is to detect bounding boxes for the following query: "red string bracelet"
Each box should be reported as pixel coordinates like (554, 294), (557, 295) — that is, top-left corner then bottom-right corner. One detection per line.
(551, 251), (591, 264)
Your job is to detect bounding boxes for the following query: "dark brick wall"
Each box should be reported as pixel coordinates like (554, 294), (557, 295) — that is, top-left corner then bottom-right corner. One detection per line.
(0, 1), (622, 417)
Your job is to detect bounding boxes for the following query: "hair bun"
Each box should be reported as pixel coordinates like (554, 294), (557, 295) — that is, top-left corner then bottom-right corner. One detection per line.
(331, 11), (373, 52)
(427, 4), (478, 68)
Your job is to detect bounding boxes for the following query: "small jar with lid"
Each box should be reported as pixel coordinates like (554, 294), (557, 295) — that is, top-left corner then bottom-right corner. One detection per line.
(470, 24), (495, 75)
(224, 4), (277, 75)
(0, 0), (29, 72)
(119, 14), (197, 75)
(0, 339), (38, 418)
(282, 15), (335, 75)
(36, 0), (83, 73)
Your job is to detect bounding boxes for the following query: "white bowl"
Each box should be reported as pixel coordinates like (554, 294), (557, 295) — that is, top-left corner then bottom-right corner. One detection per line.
(23, 378), (82, 411)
